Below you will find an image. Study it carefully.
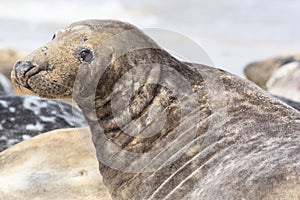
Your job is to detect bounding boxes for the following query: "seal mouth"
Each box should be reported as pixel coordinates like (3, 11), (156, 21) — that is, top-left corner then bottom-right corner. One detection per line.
(12, 61), (49, 90)
(24, 66), (44, 89)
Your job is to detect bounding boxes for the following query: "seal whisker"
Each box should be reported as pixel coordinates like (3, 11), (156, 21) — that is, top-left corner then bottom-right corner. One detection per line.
(49, 80), (73, 91)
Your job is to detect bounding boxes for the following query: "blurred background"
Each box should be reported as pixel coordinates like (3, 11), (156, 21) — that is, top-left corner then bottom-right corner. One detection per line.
(1, 0), (300, 76)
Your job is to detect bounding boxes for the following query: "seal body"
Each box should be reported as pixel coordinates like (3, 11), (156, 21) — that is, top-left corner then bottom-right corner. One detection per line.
(0, 127), (111, 200)
(266, 62), (300, 102)
(0, 95), (87, 152)
(244, 55), (300, 103)
(11, 20), (300, 200)
(244, 54), (300, 89)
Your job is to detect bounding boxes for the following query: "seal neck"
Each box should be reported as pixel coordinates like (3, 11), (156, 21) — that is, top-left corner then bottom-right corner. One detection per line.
(75, 48), (184, 148)
(92, 49), (182, 149)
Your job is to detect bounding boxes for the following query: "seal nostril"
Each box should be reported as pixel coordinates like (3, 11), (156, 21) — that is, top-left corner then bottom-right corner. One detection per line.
(14, 61), (35, 78)
(15, 61), (22, 68)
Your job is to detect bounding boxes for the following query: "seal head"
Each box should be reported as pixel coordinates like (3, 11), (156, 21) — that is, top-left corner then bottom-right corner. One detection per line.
(12, 20), (156, 99)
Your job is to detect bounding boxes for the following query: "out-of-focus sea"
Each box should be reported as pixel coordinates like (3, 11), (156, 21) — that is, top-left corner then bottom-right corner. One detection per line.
(1, 0), (300, 76)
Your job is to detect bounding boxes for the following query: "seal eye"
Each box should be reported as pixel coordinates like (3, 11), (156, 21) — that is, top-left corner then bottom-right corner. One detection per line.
(78, 49), (93, 62)
(52, 34), (56, 40)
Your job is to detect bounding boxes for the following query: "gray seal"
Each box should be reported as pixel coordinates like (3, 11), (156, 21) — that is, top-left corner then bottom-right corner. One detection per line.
(244, 54), (300, 89)
(11, 20), (300, 200)
(244, 55), (300, 107)
(0, 127), (110, 200)
(266, 62), (300, 102)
